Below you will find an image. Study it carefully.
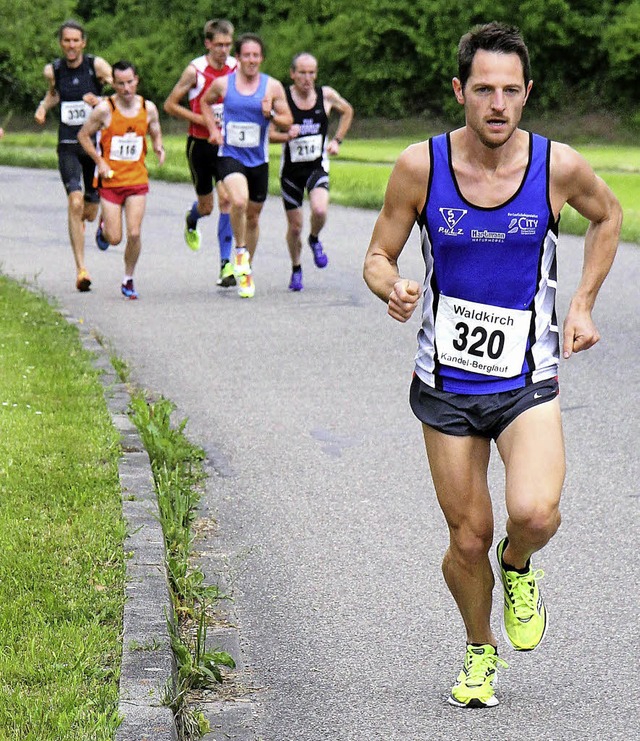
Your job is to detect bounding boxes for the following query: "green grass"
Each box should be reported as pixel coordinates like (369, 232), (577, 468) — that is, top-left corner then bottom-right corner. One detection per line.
(0, 276), (126, 739)
(1, 131), (637, 242)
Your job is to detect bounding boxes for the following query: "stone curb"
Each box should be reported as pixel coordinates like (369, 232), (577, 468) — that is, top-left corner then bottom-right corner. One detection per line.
(72, 321), (179, 741)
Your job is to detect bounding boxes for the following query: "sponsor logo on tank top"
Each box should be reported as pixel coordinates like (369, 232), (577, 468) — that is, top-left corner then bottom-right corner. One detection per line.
(471, 229), (506, 242)
(438, 207), (467, 236)
(299, 118), (321, 135)
(507, 212), (539, 235)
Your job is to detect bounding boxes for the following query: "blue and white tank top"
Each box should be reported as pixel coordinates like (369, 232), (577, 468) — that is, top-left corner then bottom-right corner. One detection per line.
(219, 72), (270, 167)
(415, 132), (559, 394)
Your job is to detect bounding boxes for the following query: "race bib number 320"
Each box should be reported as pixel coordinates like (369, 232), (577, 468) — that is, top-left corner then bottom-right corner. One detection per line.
(435, 294), (531, 378)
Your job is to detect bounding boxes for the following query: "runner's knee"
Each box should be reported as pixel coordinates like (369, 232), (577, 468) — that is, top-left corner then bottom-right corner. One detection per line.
(510, 502), (561, 541)
(447, 521), (494, 564)
(288, 220), (302, 240)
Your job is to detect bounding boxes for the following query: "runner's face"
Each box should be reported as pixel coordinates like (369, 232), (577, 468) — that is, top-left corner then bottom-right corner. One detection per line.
(113, 69), (139, 101)
(453, 50), (531, 149)
(59, 29), (86, 65)
(207, 33), (233, 68)
(291, 57), (317, 93)
(238, 41), (263, 77)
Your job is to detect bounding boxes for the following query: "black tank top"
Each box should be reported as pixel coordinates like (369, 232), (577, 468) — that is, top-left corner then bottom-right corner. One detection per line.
(53, 54), (102, 143)
(283, 86), (328, 169)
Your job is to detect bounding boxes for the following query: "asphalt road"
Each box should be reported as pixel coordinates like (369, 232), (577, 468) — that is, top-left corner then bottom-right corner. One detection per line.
(1, 165), (638, 740)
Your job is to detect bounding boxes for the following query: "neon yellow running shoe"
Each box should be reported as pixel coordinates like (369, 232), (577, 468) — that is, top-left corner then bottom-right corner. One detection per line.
(448, 644), (508, 708)
(233, 248), (251, 277)
(216, 260), (236, 287)
(184, 211), (201, 252)
(237, 273), (255, 298)
(497, 537), (548, 651)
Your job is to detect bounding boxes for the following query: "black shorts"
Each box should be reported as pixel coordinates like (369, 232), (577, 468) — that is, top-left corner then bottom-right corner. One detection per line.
(280, 165), (329, 210)
(217, 158), (269, 203)
(57, 142), (100, 202)
(409, 374), (559, 440)
(186, 136), (222, 195)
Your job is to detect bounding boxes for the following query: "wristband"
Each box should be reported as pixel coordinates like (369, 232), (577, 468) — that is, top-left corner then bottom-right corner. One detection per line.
(334, 136), (343, 145)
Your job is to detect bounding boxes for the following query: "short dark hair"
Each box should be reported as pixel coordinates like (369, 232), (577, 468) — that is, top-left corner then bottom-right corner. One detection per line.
(204, 19), (234, 40)
(235, 33), (265, 57)
(58, 20), (85, 41)
(112, 60), (137, 76)
(457, 22), (531, 89)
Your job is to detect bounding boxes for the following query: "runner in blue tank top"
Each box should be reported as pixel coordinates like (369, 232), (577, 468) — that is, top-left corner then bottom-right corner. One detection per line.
(201, 33), (292, 298)
(364, 22), (621, 709)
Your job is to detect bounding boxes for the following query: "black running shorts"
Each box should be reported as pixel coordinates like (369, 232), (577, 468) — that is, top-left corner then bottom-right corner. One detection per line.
(57, 143), (100, 202)
(409, 374), (559, 440)
(186, 136), (222, 195)
(217, 158), (269, 203)
(280, 165), (329, 210)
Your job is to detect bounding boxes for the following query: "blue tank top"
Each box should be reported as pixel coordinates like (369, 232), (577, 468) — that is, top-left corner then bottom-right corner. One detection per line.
(415, 132), (559, 394)
(220, 72), (270, 167)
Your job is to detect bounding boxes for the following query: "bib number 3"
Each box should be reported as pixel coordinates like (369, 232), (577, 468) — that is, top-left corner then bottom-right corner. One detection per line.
(226, 121), (260, 148)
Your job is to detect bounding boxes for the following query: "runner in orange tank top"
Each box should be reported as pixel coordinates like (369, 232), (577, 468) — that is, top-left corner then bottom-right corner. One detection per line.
(78, 60), (164, 299)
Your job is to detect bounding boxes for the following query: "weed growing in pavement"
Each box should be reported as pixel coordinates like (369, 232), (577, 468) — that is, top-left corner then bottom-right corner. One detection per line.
(128, 392), (234, 739)
(110, 353), (131, 384)
(165, 608), (235, 738)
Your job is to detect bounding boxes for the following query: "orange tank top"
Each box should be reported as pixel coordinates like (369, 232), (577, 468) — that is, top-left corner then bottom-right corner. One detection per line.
(100, 95), (149, 187)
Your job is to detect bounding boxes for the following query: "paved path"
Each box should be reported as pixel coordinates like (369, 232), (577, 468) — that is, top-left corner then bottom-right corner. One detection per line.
(1, 166), (638, 739)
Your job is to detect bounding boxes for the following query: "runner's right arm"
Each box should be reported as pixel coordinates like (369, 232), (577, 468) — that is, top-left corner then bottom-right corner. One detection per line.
(34, 64), (59, 125)
(363, 142), (428, 322)
(77, 101), (112, 178)
(163, 65), (204, 126)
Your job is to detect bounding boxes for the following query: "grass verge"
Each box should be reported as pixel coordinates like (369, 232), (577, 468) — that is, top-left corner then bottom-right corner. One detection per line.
(0, 276), (126, 739)
(1, 131), (637, 244)
(127, 393), (235, 740)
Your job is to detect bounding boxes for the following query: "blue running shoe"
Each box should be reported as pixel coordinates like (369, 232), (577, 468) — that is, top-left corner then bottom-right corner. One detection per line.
(289, 268), (303, 291)
(121, 279), (138, 300)
(96, 221), (109, 251)
(309, 236), (328, 268)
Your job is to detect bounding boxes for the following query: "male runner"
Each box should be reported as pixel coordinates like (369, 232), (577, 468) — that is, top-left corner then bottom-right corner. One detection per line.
(271, 52), (353, 291)
(78, 61), (165, 299)
(163, 18), (237, 287)
(34, 20), (112, 292)
(201, 33), (292, 298)
(363, 22), (621, 708)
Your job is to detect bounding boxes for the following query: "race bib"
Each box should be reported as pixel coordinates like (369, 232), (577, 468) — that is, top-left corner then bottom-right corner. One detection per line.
(211, 102), (224, 127)
(435, 294), (531, 378)
(289, 134), (323, 163)
(226, 121), (260, 148)
(109, 134), (144, 162)
(60, 100), (91, 126)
